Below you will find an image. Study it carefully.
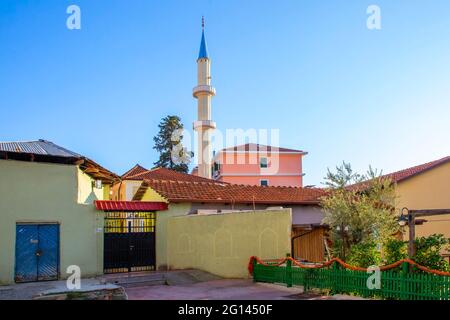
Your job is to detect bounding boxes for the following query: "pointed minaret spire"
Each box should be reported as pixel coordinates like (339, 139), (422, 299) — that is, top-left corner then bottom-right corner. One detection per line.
(198, 16), (209, 60)
(193, 17), (216, 179)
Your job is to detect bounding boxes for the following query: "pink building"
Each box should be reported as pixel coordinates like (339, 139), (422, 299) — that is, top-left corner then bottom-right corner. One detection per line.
(212, 143), (307, 187)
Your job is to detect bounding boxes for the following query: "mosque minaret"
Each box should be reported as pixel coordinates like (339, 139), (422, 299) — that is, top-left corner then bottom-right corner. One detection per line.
(193, 17), (216, 179)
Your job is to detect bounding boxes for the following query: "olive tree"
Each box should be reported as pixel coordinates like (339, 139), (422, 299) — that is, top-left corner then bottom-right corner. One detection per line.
(321, 162), (400, 260)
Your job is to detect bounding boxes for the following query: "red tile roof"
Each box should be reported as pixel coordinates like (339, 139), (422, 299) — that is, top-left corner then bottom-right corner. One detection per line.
(121, 164), (149, 179)
(135, 178), (325, 205)
(349, 156), (450, 191)
(94, 200), (168, 212)
(126, 167), (228, 184)
(219, 143), (306, 154)
(381, 156), (450, 183)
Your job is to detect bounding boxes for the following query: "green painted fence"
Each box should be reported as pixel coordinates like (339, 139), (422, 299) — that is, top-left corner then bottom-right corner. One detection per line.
(252, 259), (450, 300)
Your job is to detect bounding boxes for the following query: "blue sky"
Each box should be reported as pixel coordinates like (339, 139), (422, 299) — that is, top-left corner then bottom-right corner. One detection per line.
(1, 0), (449, 185)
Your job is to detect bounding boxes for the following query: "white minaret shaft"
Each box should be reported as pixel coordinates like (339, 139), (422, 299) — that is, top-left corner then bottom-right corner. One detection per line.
(193, 17), (216, 179)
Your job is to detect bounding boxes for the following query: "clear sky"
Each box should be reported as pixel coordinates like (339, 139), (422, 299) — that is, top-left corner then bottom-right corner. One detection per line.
(1, 0), (449, 186)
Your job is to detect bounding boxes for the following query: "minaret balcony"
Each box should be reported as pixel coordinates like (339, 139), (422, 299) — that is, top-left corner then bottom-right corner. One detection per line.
(193, 120), (217, 130)
(193, 85), (216, 98)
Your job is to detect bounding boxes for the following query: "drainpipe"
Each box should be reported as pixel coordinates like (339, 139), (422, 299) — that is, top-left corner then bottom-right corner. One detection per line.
(116, 179), (123, 201)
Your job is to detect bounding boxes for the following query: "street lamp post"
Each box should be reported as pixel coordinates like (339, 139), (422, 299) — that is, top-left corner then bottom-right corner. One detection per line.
(399, 208), (416, 259)
(399, 208), (450, 259)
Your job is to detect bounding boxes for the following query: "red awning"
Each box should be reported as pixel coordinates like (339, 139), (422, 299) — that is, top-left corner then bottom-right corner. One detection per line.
(94, 200), (168, 212)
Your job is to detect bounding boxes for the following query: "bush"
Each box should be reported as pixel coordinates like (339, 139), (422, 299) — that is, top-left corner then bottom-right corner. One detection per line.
(347, 241), (381, 268)
(413, 234), (450, 272)
(381, 234), (450, 271)
(383, 239), (407, 265)
(342, 234), (450, 271)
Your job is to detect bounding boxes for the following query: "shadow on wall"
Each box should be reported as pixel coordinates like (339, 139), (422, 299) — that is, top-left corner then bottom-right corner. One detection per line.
(82, 191), (99, 205)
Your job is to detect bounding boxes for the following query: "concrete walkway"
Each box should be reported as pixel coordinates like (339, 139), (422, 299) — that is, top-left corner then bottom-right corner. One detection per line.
(0, 278), (118, 300)
(0, 270), (365, 300)
(125, 279), (302, 300)
(121, 270), (365, 300)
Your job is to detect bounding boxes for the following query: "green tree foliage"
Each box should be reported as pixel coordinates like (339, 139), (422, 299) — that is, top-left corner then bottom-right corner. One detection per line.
(413, 234), (450, 271)
(350, 235), (450, 271)
(347, 241), (381, 268)
(321, 162), (400, 260)
(153, 115), (192, 173)
(383, 239), (408, 265)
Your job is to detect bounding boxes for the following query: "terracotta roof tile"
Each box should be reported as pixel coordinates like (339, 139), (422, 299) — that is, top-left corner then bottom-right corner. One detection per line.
(135, 178), (325, 205)
(349, 156), (450, 191)
(121, 164), (149, 179)
(382, 156), (450, 183)
(126, 167), (228, 184)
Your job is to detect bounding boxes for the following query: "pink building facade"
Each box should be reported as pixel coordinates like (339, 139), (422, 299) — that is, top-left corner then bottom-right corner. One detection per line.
(212, 143), (307, 187)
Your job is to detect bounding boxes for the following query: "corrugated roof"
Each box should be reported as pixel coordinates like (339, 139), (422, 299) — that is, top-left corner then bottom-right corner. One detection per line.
(94, 200), (168, 212)
(0, 139), (81, 158)
(0, 139), (119, 182)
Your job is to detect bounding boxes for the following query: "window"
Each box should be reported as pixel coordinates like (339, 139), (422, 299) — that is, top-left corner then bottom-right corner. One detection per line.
(260, 157), (268, 168)
(260, 180), (269, 187)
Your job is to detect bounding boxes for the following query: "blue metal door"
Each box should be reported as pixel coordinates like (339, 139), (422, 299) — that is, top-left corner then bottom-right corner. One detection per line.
(36, 224), (59, 281)
(15, 225), (39, 282)
(15, 224), (60, 283)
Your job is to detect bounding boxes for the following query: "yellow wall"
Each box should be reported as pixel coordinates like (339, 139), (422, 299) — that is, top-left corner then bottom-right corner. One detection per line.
(77, 168), (105, 204)
(140, 186), (168, 203)
(0, 160), (104, 285)
(103, 184), (111, 200)
(166, 209), (292, 278)
(395, 161), (450, 252)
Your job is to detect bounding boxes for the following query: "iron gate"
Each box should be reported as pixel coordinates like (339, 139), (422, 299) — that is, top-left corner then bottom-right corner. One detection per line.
(103, 211), (156, 273)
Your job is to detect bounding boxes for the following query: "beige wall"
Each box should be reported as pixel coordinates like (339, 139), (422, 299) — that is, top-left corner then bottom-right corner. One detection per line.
(0, 160), (105, 285)
(395, 161), (450, 250)
(155, 203), (192, 270)
(166, 209), (292, 278)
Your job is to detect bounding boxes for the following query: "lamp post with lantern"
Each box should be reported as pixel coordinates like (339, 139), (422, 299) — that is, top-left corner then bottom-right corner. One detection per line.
(398, 208), (450, 259)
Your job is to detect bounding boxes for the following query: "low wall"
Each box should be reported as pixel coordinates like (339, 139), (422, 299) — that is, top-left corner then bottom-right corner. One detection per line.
(166, 209), (292, 278)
